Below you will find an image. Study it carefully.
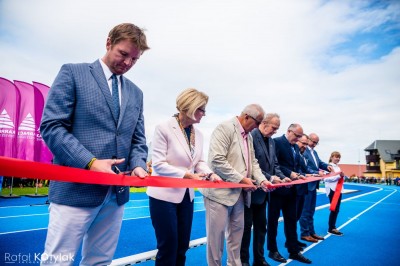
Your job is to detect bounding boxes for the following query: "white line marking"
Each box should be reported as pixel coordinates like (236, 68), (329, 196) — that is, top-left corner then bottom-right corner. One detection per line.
(279, 186), (397, 265)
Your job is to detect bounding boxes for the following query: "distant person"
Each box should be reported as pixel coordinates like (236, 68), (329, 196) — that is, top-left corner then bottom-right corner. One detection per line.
(200, 104), (273, 266)
(147, 88), (221, 266)
(240, 113), (285, 266)
(325, 151), (344, 236)
(300, 133), (333, 243)
(40, 23), (150, 265)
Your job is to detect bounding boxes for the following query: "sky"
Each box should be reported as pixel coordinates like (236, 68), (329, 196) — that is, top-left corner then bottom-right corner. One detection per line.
(1, 0), (399, 165)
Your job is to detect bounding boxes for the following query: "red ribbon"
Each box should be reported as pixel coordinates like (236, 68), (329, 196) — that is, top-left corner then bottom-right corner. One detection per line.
(329, 176), (344, 211)
(0, 156), (339, 189)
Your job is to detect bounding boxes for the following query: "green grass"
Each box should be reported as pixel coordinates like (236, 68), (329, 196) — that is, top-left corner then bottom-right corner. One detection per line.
(1, 186), (147, 196)
(1, 186), (49, 196)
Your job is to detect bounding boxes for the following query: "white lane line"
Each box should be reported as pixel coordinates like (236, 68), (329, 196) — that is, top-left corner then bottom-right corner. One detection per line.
(0, 227), (47, 235)
(0, 213), (48, 219)
(280, 187), (397, 265)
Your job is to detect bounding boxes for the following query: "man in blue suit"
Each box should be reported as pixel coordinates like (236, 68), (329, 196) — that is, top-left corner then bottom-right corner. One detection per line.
(40, 23), (150, 265)
(268, 123), (312, 264)
(300, 133), (333, 243)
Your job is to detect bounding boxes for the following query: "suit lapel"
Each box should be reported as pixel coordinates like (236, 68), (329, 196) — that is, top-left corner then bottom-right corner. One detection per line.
(256, 130), (272, 165)
(90, 60), (118, 125)
(233, 118), (249, 177)
(171, 118), (193, 161)
(307, 148), (318, 168)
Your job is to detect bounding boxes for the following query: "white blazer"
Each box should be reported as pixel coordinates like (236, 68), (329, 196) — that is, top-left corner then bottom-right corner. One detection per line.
(324, 163), (343, 196)
(146, 117), (212, 203)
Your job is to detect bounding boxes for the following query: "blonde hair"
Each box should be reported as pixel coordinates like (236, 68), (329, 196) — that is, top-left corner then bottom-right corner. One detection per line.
(176, 88), (209, 120)
(329, 151), (341, 162)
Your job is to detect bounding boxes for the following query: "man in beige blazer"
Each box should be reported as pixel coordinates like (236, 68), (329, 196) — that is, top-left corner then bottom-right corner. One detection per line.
(200, 104), (273, 266)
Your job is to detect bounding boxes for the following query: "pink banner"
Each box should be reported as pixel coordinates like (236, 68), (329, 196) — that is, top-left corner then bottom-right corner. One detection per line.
(33, 81), (53, 163)
(0, 77), (20, 158)
(14, 80), (36, 161)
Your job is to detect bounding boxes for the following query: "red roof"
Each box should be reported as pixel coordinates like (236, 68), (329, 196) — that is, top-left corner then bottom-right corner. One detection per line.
(338, 164), (366, 177)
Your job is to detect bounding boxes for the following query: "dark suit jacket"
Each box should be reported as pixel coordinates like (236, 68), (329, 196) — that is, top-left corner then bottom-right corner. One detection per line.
(40, 60), (148, 207)
(303, 147), (329, 191)
(273, 134), (307, 196)
(251, 129), (286, 204)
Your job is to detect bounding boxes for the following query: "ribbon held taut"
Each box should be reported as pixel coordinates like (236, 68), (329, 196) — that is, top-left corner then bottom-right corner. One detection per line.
(0, 156), (340, 189)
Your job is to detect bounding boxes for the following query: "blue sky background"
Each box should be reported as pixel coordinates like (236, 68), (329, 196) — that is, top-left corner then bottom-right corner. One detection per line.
(0, 0), (399, 166)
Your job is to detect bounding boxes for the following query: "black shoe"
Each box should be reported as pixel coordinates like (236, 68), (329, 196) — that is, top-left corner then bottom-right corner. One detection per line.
(285, 243), (304, 252)
(289, 252), (312, 264)
(242, 262), (250, 266)
(297, 240), (307, 247)
(253, 259), (270, 266)
(328, 229), (344, 236)
(268, 251), (287, 263)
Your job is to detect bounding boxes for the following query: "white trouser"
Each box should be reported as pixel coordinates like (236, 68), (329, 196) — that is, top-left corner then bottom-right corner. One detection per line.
(41, 188), (124, 266)
(204, 193), (244, 266)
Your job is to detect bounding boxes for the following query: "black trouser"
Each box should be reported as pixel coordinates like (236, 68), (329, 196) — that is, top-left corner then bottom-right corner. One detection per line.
(328, 189), (342, 231)
(241, 198), (267, 264)
(149, 189), (193, 266)
(267, 189), (299, 254)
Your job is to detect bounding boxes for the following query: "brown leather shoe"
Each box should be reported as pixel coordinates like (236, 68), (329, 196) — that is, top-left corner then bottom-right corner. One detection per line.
(301, 236), (318, 243)
(311, 234), (325, 240)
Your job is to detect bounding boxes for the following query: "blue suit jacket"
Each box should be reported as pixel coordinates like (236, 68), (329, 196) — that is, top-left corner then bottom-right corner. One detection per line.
(273, 134), (308, 196)
(303, 148), (329, 191)
(40, 60), (148, 207)
(251, 129), (285, 204)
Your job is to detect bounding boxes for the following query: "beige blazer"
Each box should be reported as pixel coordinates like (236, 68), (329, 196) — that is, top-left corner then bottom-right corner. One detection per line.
(200, 117), (266, 207)
(147, 117), (212, 203)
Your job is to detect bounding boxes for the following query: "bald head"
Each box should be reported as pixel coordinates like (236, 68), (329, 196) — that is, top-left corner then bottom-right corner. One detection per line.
(308, 133), (319, 148)
(286, 123), (303, 144)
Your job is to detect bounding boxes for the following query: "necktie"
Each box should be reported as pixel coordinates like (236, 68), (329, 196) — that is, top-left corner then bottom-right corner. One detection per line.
(111, 74), (120, 120)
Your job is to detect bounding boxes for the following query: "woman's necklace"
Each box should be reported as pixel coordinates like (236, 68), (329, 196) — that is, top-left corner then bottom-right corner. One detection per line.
(174, 114), (195, 158)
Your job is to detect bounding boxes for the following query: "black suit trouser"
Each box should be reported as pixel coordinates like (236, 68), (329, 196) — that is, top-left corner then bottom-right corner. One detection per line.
(240, 198), (267, 264)
(267, 190), (299, 254)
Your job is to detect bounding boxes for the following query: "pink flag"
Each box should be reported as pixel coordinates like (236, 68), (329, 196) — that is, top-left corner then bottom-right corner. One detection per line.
(0, 77), (20, 158)
(33, 81), (53, 163)
(14, 80), (36, 161)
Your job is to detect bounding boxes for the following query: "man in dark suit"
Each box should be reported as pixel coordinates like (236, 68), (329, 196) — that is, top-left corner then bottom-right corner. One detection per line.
(300, 133), (333, 242)
(297, 134), (320, 243)
(40, 23), (150, 265)
(240, 113), (287, 266)
(268, 124), (312, 264)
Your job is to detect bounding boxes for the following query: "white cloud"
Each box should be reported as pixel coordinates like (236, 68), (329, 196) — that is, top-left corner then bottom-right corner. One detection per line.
(1, 0), (399, 165)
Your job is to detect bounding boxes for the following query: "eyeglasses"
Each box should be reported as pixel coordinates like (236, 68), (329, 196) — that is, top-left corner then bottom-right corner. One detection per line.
(289, 130), (303, 139)
(299, 141), (308, 145)
(310, 139), (319, 145)
(247, 114), (262, 126)
(197, 107), (206, 114)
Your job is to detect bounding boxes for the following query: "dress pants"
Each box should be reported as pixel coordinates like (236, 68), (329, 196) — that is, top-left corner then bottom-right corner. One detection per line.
(300, 189), (317, 237)
(328, 189), (342, 230)
(204, 192), (244, 266)
(149, 189), (193, 266)
(240, 198), (267, 264)
(41, 188), (124, 266)
(267, 189), (299, 254)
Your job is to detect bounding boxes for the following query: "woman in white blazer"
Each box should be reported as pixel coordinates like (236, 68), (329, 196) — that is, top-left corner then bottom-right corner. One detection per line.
(147, 88), (221, 266)
(325, 151), (344, 236)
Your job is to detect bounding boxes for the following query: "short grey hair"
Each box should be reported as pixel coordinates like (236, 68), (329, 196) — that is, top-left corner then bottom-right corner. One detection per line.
(263, 113), (280, 124)
(241, 104), (265, 119)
